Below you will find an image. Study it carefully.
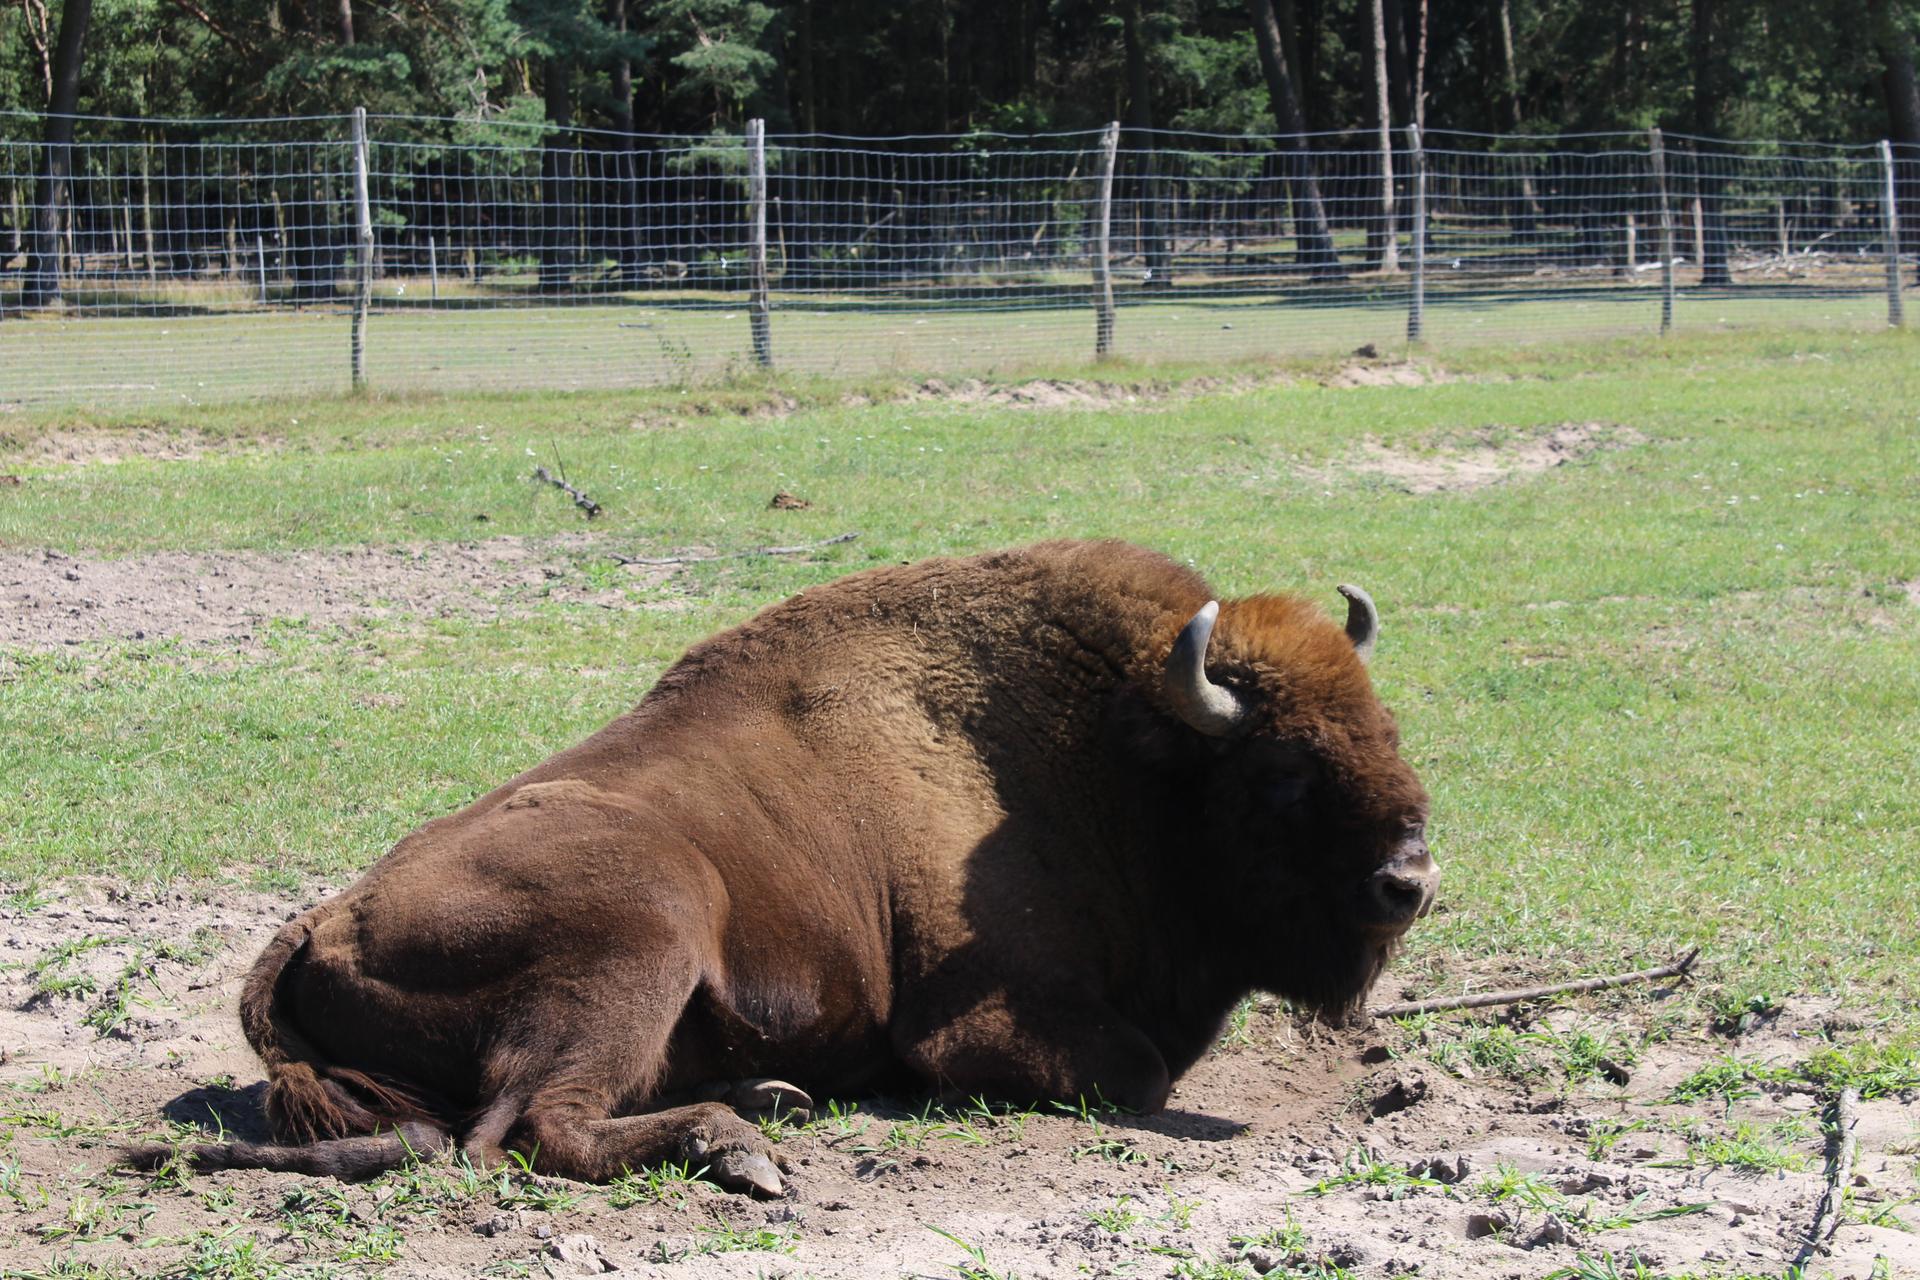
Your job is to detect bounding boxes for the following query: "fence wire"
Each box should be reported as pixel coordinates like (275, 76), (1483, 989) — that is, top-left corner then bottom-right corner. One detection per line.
(0, 113), (1909, 407)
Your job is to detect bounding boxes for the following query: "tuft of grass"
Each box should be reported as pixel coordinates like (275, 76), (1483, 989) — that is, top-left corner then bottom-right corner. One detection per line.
(1086, 1194), (1144, 1234)
(1067, 1116), (1145, 1165)
(1544, 1026), (1640, 1085)
(1580, 1117), (1654, 1162)
(605, 1160), (703, 1208)
(925, 1225), (1017, 1280)
(1664, 1119), (1810, 1175)
(1666, 1055), (1789, 1110)
(1706, 988), (1787, 1035)
(1306, 1148), (1444, 1200)
(1797, 1037), (1920, 1100)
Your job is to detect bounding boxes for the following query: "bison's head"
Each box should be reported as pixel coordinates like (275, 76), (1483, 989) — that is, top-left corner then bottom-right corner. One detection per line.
(1158, 587), (1434, 1021)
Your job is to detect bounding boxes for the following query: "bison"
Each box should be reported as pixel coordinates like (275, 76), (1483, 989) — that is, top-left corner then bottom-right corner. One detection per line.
(133, 539), (1435, 1196)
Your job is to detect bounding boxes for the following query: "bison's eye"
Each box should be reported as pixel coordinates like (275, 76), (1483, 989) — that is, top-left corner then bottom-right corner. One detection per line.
(1263, 775), (1311, 814)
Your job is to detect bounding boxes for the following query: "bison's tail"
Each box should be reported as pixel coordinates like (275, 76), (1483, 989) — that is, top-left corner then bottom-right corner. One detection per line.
(240, 911), (440, 1143)
(125, 1120), (450, 1180)
(127, 910), (450, 1179)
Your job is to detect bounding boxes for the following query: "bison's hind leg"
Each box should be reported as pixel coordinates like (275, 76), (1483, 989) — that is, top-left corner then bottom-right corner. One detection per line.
(471, 943), (790, 1196)
(510, 1101), (789, 1197)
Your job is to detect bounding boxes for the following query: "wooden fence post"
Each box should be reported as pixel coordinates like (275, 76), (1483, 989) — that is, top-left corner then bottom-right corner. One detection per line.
(747, 118), (773, 368)
(1882, 140), (1905, 329)
(1094, 121), (1119, 359)
(256, 235), (268, 305)
(1651, 128), (1675, 335)
(428, 234), (439, 304)
(351, 107), (373, 389)
(1406, 124), (1426, 344)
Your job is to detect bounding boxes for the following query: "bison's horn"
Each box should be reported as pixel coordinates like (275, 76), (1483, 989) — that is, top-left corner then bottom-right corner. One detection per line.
(1337, 584), (1378, 664)
(1165, 601), (1249, 736)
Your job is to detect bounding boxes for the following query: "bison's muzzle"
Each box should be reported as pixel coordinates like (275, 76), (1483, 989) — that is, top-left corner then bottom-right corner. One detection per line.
(1359, 835), (1439, 931)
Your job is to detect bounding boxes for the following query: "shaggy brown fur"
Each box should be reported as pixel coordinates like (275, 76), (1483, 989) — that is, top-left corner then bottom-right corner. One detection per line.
(127, 540), (1433, 1195)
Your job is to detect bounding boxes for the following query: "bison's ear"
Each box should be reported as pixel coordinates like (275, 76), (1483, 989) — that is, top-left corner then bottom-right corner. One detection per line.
(1105, 687), (1219, 770)
(1337, 585), (1378, 664)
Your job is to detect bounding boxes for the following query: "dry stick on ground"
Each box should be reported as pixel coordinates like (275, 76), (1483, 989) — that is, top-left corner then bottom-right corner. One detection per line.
(1794, 1086), (1862, 1269)
(1368, 947), (1701, 1018)
(613, 531), (860, 566)
(531, 465), (601, 519)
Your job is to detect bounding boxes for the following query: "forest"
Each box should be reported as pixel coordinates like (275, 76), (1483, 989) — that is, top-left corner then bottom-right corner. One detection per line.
(2, 0), (1918, 147)
(1, 0), (1916, 321)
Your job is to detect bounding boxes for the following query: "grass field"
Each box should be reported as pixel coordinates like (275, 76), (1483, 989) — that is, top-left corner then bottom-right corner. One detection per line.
(0, 276), (1898, 408)
(2, 329), (1918, 1279)
(2, 327), (1917, 1011)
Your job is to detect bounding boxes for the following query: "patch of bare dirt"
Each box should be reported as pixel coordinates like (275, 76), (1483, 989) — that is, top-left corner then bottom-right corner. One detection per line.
(1, 882), (1910, 1279)
(1900, 579), (1920, 608)
(0, 426), (245, 466)
(1319, 358), (1457, 390)
(1316, 422), (1649, 495)
(0, 536), (678, 650)
(906, 376), (1162, 409)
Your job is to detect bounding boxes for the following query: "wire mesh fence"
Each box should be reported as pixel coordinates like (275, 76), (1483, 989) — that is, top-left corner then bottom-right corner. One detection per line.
(0, 111), (1910, 408)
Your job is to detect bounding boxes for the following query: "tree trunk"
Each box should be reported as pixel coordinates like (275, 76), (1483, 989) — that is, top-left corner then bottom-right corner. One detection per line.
(1691, 0), (1731, 285)
(1122, 0), (1172, 285)
(1412, 0), (1428, 132)
(1246, 0), (1342, 276)
(22, 0), (93, 310)
(1369, 0), (1398, 270)
(1870, 0), (1920, 255)
(1493, 0), (1540, 235)
(1382, 0), (1412, 130)
(540, 57), (576, 292)
(337, 0), (354, 45)
(609, 0), (642, 285)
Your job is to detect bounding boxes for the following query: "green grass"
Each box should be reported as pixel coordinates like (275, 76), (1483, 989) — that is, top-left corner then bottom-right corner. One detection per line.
(2, 329), (1918, 1011)
(0, 280), (1895, 410)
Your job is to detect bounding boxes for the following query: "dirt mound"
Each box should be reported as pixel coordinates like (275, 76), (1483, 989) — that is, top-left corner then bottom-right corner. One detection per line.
(1319, 359), (1455, 389)
(0, 537), (676, 650)
(908, 376), (1153, 409)
(1316, 421), (1648, 495)
(1, 880), (1909, 1279)
(904, 361), (1471, 413)
(0, 426), (241, 466)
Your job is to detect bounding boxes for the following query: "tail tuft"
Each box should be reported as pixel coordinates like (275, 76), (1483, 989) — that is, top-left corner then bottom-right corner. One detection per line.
(265, 1060), (433, 1144)
(123, 1121), (450, 1180)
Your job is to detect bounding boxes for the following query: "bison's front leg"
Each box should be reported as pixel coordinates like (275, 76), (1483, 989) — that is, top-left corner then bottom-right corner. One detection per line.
(893, 987), (1173, 1114)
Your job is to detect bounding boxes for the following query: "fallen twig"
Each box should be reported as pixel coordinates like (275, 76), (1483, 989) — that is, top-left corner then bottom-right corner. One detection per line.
(613, 531), (859, 566)
(1368, 947), (1700, 1019)
(1793, 1086), (1861, 1269)
(532, 465), (601, 519)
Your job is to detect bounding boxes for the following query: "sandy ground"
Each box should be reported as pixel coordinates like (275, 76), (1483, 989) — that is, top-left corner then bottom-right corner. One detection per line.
(1, 882), (1912, 1279)
(0, 537), (681, 650)
(1304, 423), (1649, 497)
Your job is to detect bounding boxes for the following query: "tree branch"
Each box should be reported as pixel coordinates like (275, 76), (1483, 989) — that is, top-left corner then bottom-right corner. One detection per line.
(1793, 1086), (1861, 1268)
(164, 0), (259, 57)
(1369, 948), (1700, 1018)
(531, 465), (601, 518)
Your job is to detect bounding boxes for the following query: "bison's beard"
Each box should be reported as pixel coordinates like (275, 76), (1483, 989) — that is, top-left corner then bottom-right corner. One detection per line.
(1268, 928), (1400, 1028)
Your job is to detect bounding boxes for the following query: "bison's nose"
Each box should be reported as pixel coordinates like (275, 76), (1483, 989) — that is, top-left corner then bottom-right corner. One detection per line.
(1360, 848), (1438, 930)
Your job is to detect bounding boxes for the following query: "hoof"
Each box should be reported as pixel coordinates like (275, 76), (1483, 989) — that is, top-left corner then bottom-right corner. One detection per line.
(711, 1147), (787, 1198)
